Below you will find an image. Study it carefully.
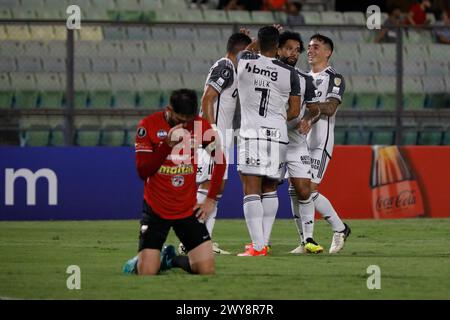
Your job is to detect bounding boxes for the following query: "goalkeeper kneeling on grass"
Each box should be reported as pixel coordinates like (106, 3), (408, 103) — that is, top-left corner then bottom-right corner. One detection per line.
(123, 89), (226, 275)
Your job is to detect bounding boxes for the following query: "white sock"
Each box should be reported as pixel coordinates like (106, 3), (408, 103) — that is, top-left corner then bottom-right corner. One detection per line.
(289, 186), (303, 243)
(197, 189), (220, 237)
(299, 194), (315, 240)
(243, 194), (264, 251)
(262, 191), (278, 246)
(312, 192), (345, 232)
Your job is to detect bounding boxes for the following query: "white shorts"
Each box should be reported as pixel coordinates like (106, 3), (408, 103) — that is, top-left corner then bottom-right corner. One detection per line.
(237, 137), (287, 180)
(196, 147), (230, 184)
(310, 148), (332, 184)
(285, 142), (312, 180)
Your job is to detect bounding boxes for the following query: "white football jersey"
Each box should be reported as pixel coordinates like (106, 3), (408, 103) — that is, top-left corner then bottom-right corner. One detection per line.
(287, 68), (319, 146)
(307, 66), (345, 154)
(200, 57), (237, 136)
(237, 51), (300, 144)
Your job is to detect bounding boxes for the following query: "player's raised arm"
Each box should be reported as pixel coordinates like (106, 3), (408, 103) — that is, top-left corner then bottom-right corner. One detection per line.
(135, 123), (184, 180)
(318, 73), (345, 116)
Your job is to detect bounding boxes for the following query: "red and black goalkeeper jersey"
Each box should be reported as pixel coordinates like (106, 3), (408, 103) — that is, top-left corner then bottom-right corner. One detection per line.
(135, 110), (224, 220)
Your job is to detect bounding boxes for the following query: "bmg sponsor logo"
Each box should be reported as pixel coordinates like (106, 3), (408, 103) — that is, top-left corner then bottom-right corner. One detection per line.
(245, 63), (278, 81)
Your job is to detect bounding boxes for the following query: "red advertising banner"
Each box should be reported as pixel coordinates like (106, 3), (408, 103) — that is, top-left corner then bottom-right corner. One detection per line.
(319, 146), (450, 219)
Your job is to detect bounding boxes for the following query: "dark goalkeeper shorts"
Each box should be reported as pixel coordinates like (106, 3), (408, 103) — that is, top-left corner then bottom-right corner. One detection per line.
(138, 200), (211, 253)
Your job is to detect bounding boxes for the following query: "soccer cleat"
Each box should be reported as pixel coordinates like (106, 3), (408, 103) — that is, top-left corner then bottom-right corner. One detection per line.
(212, 242), (231, 255)
(304, 238), (324, 254)
(178, 242), (187, 255)
(245, 242), (271, 254)
(122, 255), (138, 275)
(289, 243), (306, 254)
(329, 223), (351, 254)
(160, 245), (176, 271)
(237, 245), (268, 256)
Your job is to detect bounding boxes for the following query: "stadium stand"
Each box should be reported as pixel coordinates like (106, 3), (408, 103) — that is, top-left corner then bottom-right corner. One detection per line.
(0, 0), (449, 146)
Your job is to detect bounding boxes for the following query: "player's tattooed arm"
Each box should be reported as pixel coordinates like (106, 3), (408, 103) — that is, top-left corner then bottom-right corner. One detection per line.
(201, 85), (219, 124)
(286, 95), (301, 121)
(304, 102), (321, 123)
(317, 98), (340, 116)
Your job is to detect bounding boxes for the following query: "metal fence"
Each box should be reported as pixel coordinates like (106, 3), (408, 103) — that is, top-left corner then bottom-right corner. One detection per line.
(1, 20), (450, 146)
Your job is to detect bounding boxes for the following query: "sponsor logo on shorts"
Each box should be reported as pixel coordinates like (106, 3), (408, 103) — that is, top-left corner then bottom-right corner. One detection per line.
(246, 157), (261, 166)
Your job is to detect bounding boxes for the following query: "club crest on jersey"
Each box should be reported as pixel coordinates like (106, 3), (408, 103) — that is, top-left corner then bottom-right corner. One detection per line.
(315, 79), (323, 87)
(334, 78), (342, 86)
(172, 175), (185, 187)
(221, 68), (231, 79)
(157, 129), (168, 139)
(137, 127), (147, 138)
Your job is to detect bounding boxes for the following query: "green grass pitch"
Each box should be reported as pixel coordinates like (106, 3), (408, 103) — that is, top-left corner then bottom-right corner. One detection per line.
(0, 219), (449, 300)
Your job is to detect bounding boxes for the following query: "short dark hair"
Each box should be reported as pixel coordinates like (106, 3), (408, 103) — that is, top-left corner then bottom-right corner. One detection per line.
(170, 89), (198, 115)
(258, 26), (280, 52)
(292, 1), (302, 11)
(310, 33), (334, 54)
(279, 30), (304, 53)
(227, 32), (252, 54)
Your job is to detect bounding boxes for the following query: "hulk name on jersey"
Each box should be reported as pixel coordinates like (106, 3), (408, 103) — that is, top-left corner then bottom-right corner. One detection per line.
(238, 52), (300, 145)
(307, 66), (345, 159)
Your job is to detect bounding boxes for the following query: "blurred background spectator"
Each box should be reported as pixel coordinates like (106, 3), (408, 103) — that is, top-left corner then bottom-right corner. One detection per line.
(404, 0), (432, 25)
(218, 0), (263, 10)
(375, 6), (404, 43)
(434, 11), (450, 43)
(262, 0), (288, 11)
(286, 1), (305, 25)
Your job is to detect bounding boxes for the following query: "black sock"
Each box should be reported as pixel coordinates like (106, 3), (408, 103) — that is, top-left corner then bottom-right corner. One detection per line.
(172, 255), (193, 274)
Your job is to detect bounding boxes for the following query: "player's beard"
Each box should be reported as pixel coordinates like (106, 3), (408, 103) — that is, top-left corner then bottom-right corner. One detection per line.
(280, 56), (297, 67)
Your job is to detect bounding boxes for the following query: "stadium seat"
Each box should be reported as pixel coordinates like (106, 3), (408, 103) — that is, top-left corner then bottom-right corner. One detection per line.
(190, 58), (212, 74)
(74, 73), (88, 108)
(423, 76), (446, 109)
(403, 76), (426, 110)
(150, 26), (175, 40)
(133, 74), (159, 91)
(74, 56), (92, 73)
(332, 44), (359, 62)
(29, 26), (55, 41)
(102, 26), (127, 40)
(164, 58), (190, 73)
(182, 74), (205, 91)
(152, 11), (180, 22)
(42, 57), (66, 73)
(140, 0), (162, 10)
(251, 11), (275, 24)
(203, 10), (229, 23)
(116, 57), (140, 73)
(89, 0), (115, 10)
(347, 129), (370, 144)
(0, 26), (7, 41)
(0, 73), (13, 109)
(10, 73), (39, 109)
(6, 25), (31, 40)
(0, 57), (16, 72)
(158, 73), (183, 90)
(110, 74), (136, 109)
(140, 57), (165, 73)
(145, 41), (170, 57)
(380, 44), (395, 60)
(77, 26), (103, 41)
(38, 8), (64, 19)
(418, 129), (443, 145)
(404, 59), (426, 76)
(429, 44), (450, 61)
(170, 27), (195, 42)
(340, 29), (366, 43)
(425, 60), (449, 77)
(170, 41), (194, 58)
(0, 41), (24, 57)
(359, 44), (383, 62)
(75, 116), (101, 146)
(334, 127), (346, 144)
(331, 59), (355, 75)
(405, 29), (433, 44)
(97, 41), (122, 57)
(377, 76), (398, 110)
(100, 117), (126, 146)
(137, 91), (162, 109)
(343, 12), (365, 25)
(84, 73), (112, 108)
(227, 10), (252, 24)
(91, 57), (116, 73)
(402, 130), (419, 145)
(193, 41), (220, 59)
(378, 59), (396, 77)
(11, 8), (37, 19)
(196, 27), (222, 41)
(0, 8), (11, 19)
(354, 59), (379, 76)
(36, 73), (64, 109)
(404, 44), (429, 60)
(181, 10), (205, 23)
(351, 76), (378, 110)
(20, 129), (51, 146)
(371, 130), (395, 145)
(48, 41), (66, 57)
(320, 11), (344, 24)
(127, 26), (152, 40)
(302, 11), (321, 24)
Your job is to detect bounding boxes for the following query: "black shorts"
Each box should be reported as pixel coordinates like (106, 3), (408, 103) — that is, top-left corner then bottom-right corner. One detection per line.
(138, 200), (211, 253)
